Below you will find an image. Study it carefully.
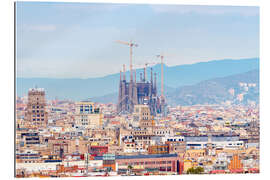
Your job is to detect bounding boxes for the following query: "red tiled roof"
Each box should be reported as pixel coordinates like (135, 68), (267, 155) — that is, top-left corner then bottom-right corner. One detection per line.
(230, 168), (243, 173)
(210, 170), (225, 174)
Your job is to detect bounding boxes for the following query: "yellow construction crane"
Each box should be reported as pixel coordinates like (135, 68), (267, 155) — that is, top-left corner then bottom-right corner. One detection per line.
(116, 40), (138, 82)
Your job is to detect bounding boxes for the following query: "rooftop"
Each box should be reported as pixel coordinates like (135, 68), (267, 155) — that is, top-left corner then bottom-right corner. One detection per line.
(94, 153), (178, 160)
(28, 88), (45, 92)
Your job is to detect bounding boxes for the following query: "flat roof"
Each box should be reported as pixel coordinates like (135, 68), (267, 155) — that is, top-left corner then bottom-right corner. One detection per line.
(94, 153), (178, 160)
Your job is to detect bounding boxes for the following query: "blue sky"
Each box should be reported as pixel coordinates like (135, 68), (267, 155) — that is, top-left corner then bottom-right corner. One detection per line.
(16, 2), (259, 78)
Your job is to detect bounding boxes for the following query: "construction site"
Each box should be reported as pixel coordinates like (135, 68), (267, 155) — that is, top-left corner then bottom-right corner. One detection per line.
(116, 40), (166, 116)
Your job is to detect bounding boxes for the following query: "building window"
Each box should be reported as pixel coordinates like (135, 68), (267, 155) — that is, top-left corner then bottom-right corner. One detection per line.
(32, 106), (35, 108)
(90, 105), (93, 111)
(160, 167), (166, 171)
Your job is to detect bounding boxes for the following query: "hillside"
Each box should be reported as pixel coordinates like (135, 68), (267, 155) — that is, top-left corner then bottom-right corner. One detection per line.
(167, 69), (259, 106)
(16, 58), (259, 101)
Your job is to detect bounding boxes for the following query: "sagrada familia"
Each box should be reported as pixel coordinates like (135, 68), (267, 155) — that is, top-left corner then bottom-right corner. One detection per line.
(117, 65), (162, 115)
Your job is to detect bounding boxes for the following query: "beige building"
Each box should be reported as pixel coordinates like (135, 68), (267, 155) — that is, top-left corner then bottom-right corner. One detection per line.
(25, 88), (48, 128)
(74, 101), (103, 128)
(153, 126), (174, 136)
(133, 105), (155, 129)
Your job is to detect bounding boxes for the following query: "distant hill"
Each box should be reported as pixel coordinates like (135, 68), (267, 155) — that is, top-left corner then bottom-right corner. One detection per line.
(91, 93), (118, 104)
(167, 69), (259, 106)
(16, 58), (259, 101)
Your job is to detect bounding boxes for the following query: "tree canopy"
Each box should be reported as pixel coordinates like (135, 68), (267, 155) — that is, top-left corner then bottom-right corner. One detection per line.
(187, 167), (204, 174)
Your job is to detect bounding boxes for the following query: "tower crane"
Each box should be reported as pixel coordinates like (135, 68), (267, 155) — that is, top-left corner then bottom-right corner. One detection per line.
(156, 54), (167, 117)
(115, 40), (138, 82)
(156, 54), (165, 99)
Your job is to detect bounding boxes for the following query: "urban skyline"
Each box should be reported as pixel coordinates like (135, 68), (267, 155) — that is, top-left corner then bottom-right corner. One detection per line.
(15, 2), (260, 178)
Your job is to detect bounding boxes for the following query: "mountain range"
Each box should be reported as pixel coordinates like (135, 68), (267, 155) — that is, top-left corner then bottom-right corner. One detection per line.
(16, 58), (259, 105)
(167, 69), (259, 106)
(92, 69), (259, 105)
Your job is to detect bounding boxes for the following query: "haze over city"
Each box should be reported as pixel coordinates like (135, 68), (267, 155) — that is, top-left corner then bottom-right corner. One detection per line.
(16, 2), (259, 78)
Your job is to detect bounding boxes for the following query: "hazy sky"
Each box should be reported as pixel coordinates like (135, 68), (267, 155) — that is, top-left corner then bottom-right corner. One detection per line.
(16, 2), (259, 78)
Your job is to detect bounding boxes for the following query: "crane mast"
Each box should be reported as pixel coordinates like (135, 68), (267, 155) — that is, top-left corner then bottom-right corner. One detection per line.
(157, 54), (164, 99)
(129, 40), (133, 82)
(161, 55), (164, 99)
(116, 40), (138, 82)
(157, 54), (166, 117)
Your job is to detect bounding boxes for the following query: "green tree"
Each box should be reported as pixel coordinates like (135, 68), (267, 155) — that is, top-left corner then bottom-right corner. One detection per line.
(195, 167), (204, 174)
(187, 167), (204, 174)
(127, 165), (133, 175)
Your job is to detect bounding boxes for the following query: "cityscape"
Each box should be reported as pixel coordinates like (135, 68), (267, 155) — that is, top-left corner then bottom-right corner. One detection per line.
(15, 2), (259, 178)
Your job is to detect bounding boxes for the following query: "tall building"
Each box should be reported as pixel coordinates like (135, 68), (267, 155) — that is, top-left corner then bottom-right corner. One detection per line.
(133, 105), (155, 129)
(74, 101), (103, 128)
(247, 119), (260, 143)
(25, 88), (48, 128)
(117, 66), (161, 115)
